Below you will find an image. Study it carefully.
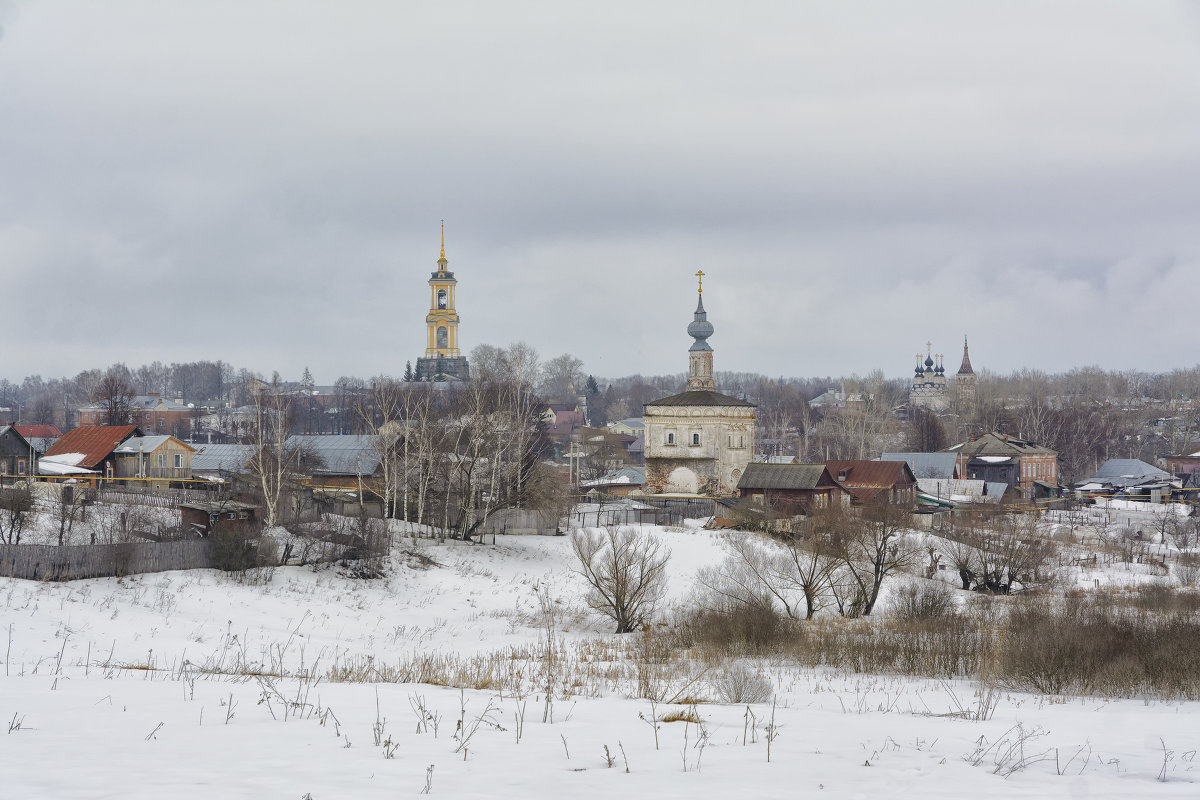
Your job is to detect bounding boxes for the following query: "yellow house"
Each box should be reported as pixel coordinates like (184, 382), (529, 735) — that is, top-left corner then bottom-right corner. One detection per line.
(112, 435), (196, 489)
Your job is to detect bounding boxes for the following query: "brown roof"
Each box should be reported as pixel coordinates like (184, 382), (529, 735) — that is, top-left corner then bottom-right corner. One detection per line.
(15, 424), (62, 439)
(825, 460), (917, 490)
(946, 432), (1056, 458)
(44, 425), (140, 469)
(645, 389), (755, 408)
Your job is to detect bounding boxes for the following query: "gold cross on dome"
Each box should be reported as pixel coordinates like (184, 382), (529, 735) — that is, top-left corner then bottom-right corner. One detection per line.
(696, 270), (705, 293)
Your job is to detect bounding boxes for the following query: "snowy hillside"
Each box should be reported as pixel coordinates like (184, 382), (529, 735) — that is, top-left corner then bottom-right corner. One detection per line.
(2, 522), (1199, 797)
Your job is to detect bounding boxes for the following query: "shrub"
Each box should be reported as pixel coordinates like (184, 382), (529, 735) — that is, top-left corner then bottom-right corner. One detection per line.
(890, 581), (958, 621)
(711, 662), (773, 704)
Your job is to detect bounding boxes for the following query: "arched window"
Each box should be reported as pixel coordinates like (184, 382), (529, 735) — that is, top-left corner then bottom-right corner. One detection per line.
(437, 326), (448, 350)
(437, 289), (447, 309)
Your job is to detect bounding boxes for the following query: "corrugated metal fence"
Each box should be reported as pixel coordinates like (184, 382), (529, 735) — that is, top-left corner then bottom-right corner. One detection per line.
(0, 540), (215, 581)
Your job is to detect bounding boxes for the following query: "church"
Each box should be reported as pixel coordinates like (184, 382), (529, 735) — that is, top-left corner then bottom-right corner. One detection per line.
(643, 273), (756, 496)
(909, 337), (976, 411)
(413, 226), (471, 382)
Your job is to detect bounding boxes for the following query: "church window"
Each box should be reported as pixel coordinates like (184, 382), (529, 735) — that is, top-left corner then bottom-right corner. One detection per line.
(437, 326), (448, 350)
(666, 432), (675, 446)
(437, 289), (447, 309)
(691, 432), (701, 446)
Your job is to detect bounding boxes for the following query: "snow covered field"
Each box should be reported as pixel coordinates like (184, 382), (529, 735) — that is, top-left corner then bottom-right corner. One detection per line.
(3, 521), (1199, 797)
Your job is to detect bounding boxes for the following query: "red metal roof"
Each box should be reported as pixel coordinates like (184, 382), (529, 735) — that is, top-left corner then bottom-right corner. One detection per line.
(15, 424), (62, 439)
(44, 425), (139, 469)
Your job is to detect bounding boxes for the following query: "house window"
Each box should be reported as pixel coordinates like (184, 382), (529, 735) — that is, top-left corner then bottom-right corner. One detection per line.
(752, 493), (764, 505)
(1, 462), (7, 476)
(17, 459), (26, 475)
(691, 432), (701, 446)
(666, 432), (675, 446)
(174, 454), (185, 469)
(158, 454), (167, 468)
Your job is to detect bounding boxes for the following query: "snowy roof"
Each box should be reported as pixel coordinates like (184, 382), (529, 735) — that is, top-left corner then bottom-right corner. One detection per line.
(36, 459), (98, 475)
(286, 434), (381, 476)
(581, 466), (646, 488)
(113, 435), (189, 454)
(1090, 458), (1172, 482)
(191, 444), (255, 473)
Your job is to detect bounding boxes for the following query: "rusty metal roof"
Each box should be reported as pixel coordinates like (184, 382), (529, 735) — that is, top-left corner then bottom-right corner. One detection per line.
(825, 460), (917, 489)
(43, 425), (140, 469)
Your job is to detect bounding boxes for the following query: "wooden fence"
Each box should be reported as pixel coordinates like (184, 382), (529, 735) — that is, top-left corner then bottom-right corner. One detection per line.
(0, 540), (216, 582)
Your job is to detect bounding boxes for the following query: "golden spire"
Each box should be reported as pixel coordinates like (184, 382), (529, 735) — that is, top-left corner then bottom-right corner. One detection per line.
(695, 269), (705, 294)
(440, 220), (445, 259)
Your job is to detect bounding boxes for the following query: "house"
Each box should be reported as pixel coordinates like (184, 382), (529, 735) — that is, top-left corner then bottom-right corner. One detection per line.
(111, 435), (196, 488)
(916, 478), (1014, 507)
(607, 417), (645, 438)
(1075, 458), (1180, 504)
(13, 424), (61, 455)
(190, 443), (255, 483)
(286, 434), (383, 488)
(0, 426), (36, 481)
(581, 466), (646, 497)
(824, 460), (917, 505)
(736, 462), (851, 515)
(807, 388), (846, 410)
(78, 393), (195, 437)
(1164, 450), (1200, 478)
(39, 425), (140, 479)
(880, 452), (959, 480)
(944, 432), (1059, 499)
(180, 500), (259, 537)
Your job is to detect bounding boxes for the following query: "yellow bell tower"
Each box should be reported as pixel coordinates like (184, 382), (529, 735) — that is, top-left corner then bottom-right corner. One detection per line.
(425, 223), (461, 358)
(413, 223), (471, 381)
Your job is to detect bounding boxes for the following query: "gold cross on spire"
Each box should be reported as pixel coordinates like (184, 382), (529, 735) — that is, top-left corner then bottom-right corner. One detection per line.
(696, 269), (705, 294)
(926, 341), (933, 355)
(440, 220), (445, 259)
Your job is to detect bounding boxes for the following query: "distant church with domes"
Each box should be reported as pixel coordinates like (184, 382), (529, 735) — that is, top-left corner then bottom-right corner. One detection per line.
(909, 337), (976, 411)
(643, 272), (756, 496)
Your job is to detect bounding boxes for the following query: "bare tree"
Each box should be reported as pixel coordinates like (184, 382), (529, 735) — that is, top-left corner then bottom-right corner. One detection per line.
(246, 379), (303, 529)
(571, 527), (670, 633)
(92, 367), (136, 425)
(0, 486), (34, 545)
(823, 501), (915, 616)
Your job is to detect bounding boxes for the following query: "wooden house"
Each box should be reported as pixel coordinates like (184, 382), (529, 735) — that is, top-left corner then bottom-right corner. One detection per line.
(736, 462), (851, 515)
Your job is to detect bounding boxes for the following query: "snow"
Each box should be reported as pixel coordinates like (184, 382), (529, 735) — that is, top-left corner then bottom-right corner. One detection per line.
(2, 520), (1199, 797)
(39, 451), (87, 466)
(977, 455), (1012, 463)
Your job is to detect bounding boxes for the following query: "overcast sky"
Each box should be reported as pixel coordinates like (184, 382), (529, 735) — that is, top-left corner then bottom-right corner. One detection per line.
(3, 1), (1200, 385)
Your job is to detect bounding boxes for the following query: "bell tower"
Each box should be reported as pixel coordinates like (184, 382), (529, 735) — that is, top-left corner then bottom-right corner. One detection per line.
(424, 223), (461, 358)
(413, 223), (470, 382)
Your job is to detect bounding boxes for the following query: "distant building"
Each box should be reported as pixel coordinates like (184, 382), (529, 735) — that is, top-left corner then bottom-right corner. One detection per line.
(1076, 458), (1179, 503)
(944, 431), (1059, 499)
(414, 226), (470, 382)
(0, 425), (36, 480)
(644, 274), (756, 496)
(909, 338), (976, 412)
(78, 393), (194, 436)
(825, 460), (917, 505)
(737, 462), (850, 515)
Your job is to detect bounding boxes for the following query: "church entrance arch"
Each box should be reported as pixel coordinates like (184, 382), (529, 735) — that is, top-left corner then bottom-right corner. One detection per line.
(437, 326), (448, 350)
(666, 466), (700, 494)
